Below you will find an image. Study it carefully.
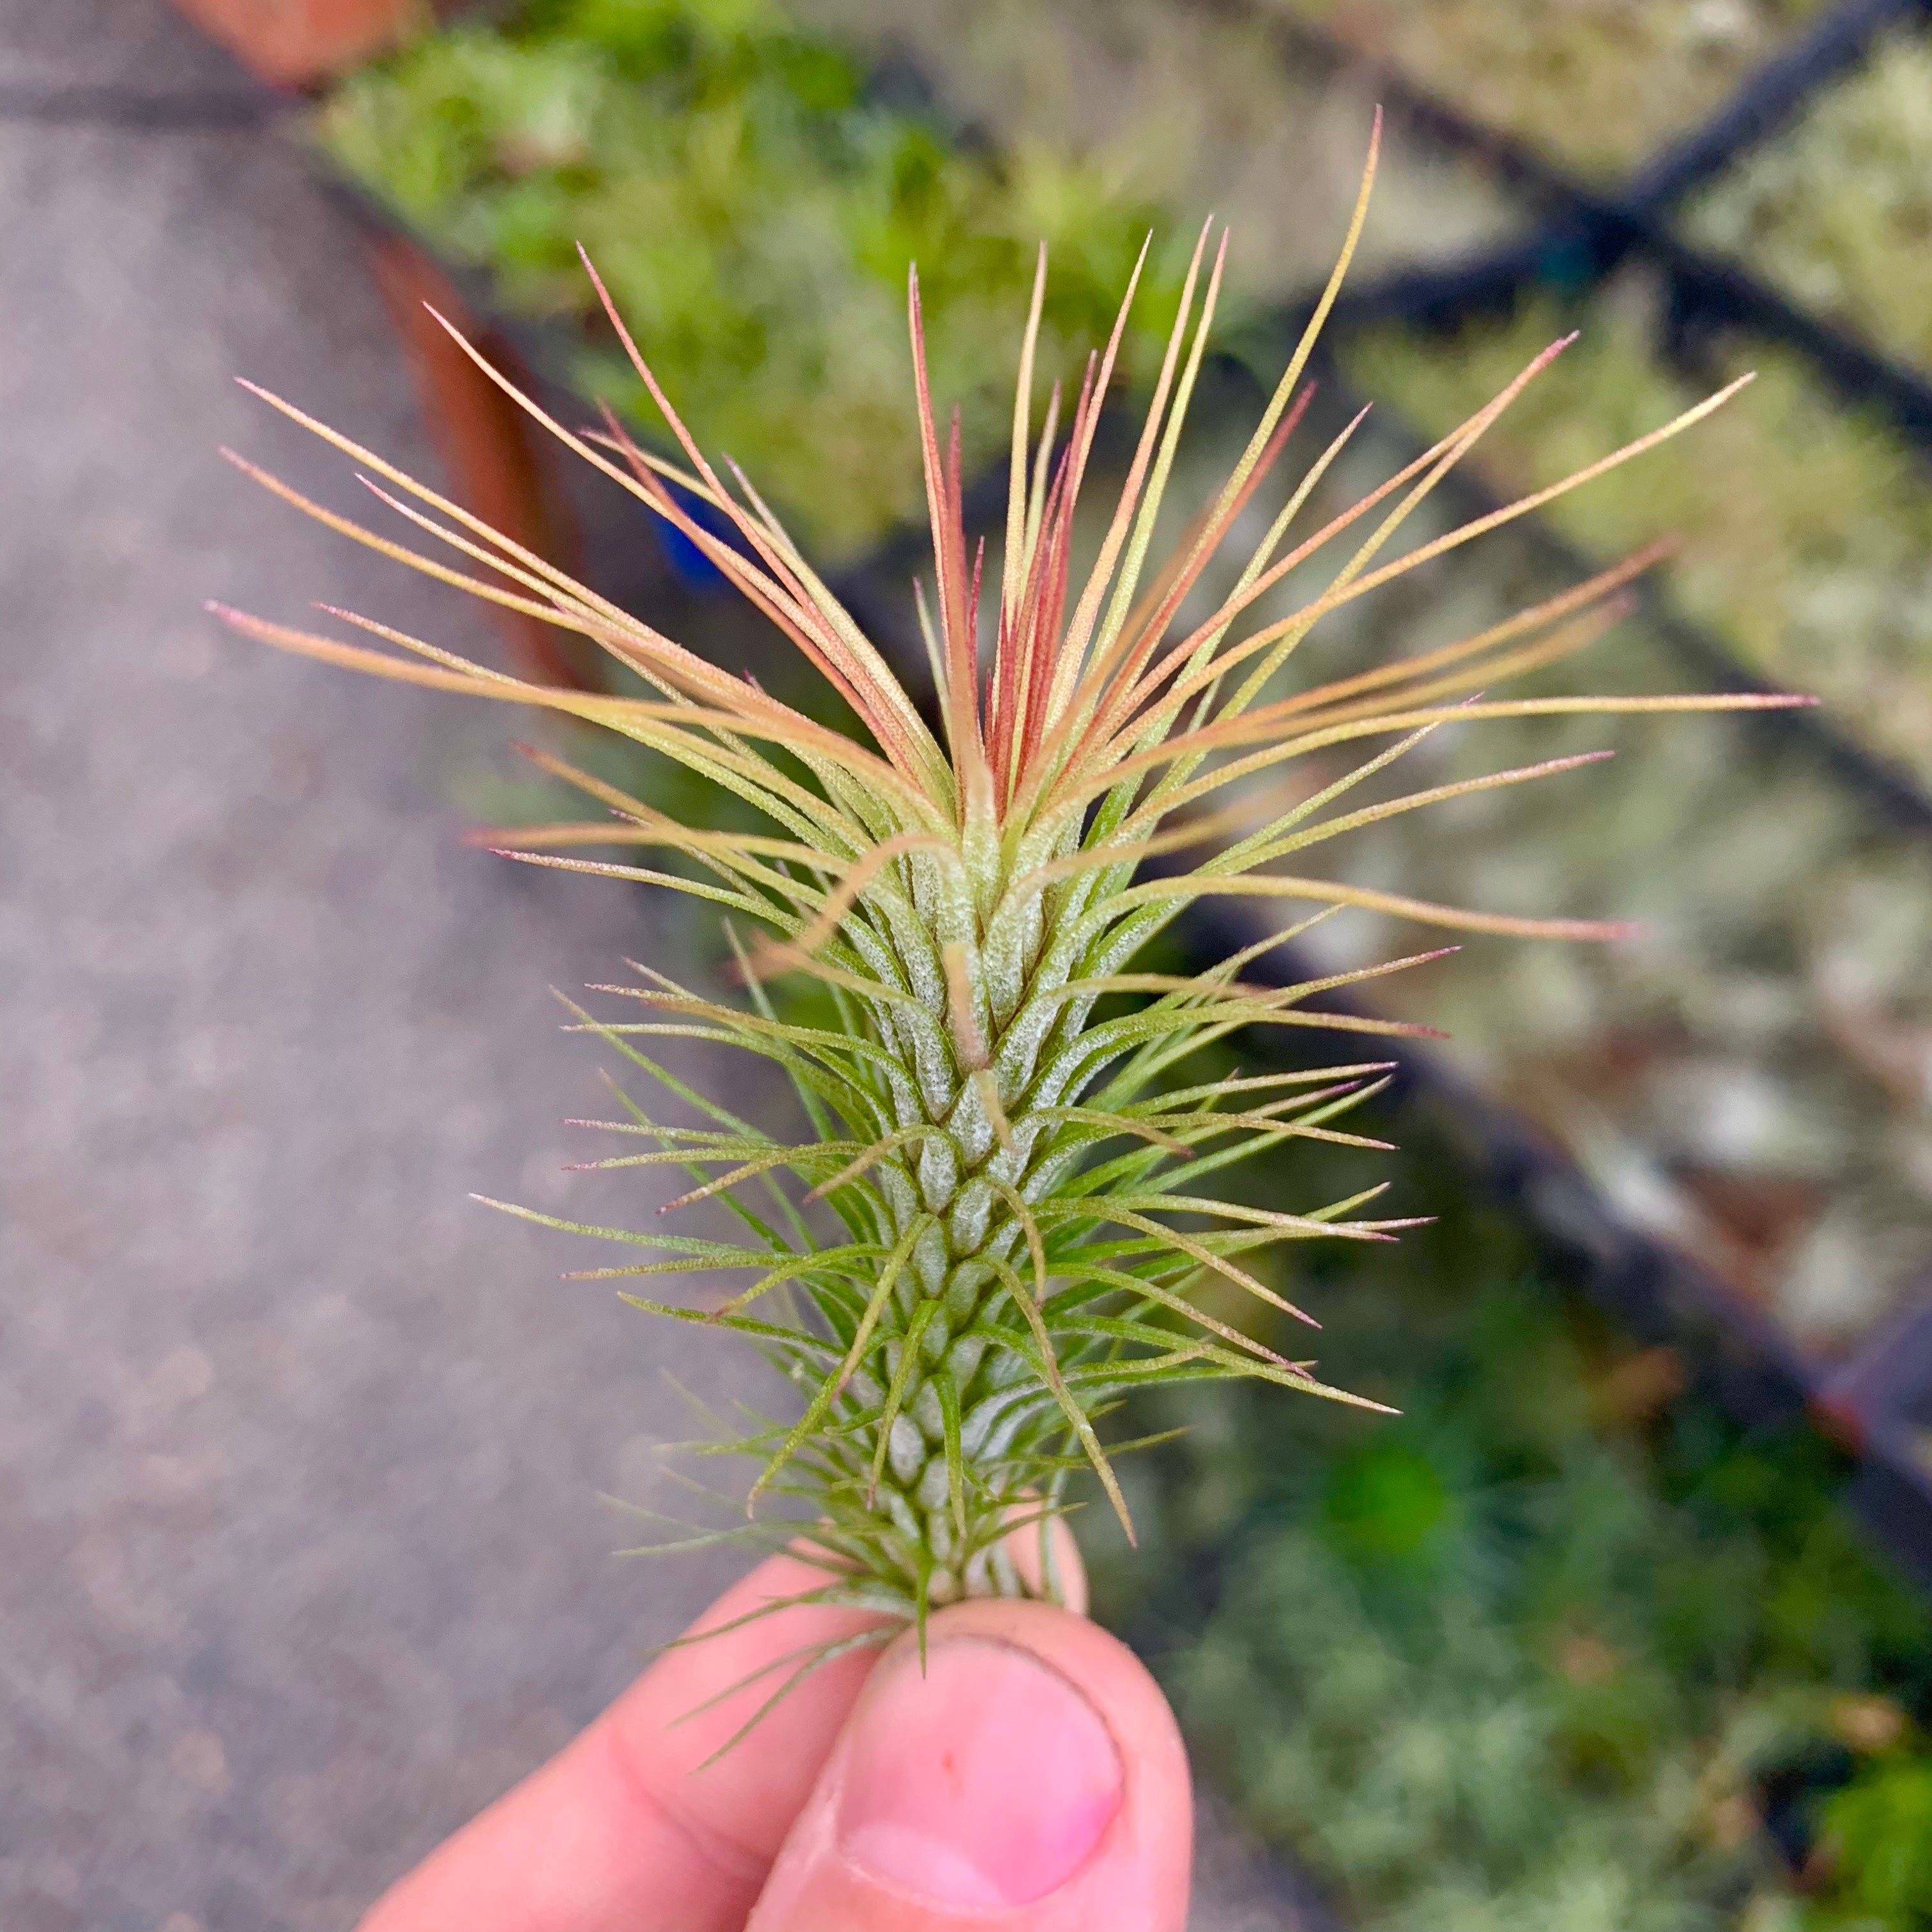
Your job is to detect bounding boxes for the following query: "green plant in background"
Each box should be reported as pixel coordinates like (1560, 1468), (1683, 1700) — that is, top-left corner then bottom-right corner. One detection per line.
(1291, 667), (1932, 1363)
(792, 0), (1518, 298)
(1262, 0), (1827, 181)
(214, 151), (1804, 1693)
(1814, 1747), (1932, 1927)
(321, 0), (1192, 558)
(1342, 276), (1932, 795)
(1685, 24), (1932, 381)
(1096, 1141), (1932, 1932)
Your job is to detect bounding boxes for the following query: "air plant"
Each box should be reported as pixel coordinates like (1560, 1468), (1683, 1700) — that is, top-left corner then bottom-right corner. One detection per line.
(213, 131), (1804, 1685)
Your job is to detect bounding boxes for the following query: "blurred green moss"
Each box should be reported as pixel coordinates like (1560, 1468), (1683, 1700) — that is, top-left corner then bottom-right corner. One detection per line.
(1815, 1751), (1932, 1926)
(1046, 366), (1932, 1362)
(1263, 0), (1826, 181)
(1071, 398), (1932, 1896)
(791, 0), (1519, 300)
(320, 0), (1193, 558)
(1684, 25), (1932, 381)
(1098, 1138), (1932, 1931)
(1340, 279), (1932, 795)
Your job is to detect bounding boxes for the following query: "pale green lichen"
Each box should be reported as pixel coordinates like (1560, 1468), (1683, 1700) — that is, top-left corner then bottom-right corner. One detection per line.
(1262, 0), (1827, 181)
(1684, 24), (1932, 378)
(790, 0), (1519, 297)
(1341, 276), (1932, 795)
(1133, 370), (1932, 1358)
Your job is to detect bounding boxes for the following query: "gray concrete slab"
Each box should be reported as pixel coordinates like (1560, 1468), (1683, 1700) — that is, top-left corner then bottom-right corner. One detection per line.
(1, 6), (769, 1927)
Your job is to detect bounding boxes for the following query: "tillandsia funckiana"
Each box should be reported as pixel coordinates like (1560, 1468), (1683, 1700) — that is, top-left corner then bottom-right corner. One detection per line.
(214, 132), (1806, 1677)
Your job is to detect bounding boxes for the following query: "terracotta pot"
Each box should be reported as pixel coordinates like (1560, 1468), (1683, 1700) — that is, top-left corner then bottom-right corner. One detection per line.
(168, 0), (424, 86)
(366, 237), (601, 692)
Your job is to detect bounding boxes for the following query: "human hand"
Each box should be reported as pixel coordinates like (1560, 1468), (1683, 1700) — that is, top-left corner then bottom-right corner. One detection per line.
(358, 1544), (1192, 1931)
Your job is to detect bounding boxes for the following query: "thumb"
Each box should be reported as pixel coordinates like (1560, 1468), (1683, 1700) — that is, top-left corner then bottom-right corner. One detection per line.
(746, 1596), (1192, 1931)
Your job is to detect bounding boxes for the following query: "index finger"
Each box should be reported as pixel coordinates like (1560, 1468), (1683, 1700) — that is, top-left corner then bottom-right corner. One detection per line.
(358, 1553), (888, 1932)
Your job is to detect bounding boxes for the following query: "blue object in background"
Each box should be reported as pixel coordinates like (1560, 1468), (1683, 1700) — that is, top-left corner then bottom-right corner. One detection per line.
(653, 475), (747, 591)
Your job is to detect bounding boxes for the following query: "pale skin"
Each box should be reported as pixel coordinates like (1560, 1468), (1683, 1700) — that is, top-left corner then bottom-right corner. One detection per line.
(358, 1540), (1192, 1932)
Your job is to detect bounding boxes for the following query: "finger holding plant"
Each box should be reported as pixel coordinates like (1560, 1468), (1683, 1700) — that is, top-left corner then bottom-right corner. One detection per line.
(213, 123), (1807, 1703)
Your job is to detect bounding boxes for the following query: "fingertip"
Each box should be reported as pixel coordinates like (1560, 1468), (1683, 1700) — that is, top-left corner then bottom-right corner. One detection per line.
(747, 1597), (1191, 1931)
(606, 1551), (893, 1863)
(358, 1552), (889, 1932)
(929, 1596), (1185, 1811)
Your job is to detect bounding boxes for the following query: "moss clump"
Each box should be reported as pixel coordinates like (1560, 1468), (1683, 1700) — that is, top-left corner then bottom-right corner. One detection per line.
(790, 0), (1519, 299)
(1265, 0), (1826, 182)
(320, 0), (1191, 558)
(1303, 609), (1932, 1361)
(1814, 1749), (1932, 1926)
(1683, 24), (1932, 380)
(1340, 278), (1932, 796)
(1102, 1157), (1932, 1932)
